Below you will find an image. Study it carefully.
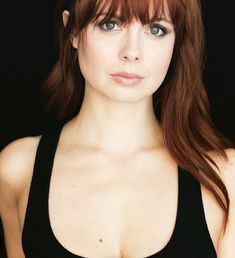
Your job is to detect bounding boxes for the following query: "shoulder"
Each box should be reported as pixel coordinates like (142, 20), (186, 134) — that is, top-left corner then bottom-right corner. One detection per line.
(0, 136), (41, 210)
(208, 148), (235, 190)
(218, 148), (235, 196)
(207, 148), (235, 208)
(0, 136), (41, 257)
(208, 148), (235, 257)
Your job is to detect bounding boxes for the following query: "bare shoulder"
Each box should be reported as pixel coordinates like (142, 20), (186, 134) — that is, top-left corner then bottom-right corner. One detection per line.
(218, 148), (235, 195)
(0, 135), (41, 204)
(208, 148), (235, 258)
(207, 148), (235, 186)
(207, 148), (235, 209)
(0, 135), (41, 257)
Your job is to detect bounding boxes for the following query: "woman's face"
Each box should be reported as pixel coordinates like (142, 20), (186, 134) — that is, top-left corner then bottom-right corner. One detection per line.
(72, 5), (175, 102)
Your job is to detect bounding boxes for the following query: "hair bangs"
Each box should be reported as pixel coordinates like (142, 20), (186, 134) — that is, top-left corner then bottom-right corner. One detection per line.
(70, 0), (186, 43)
(82, 0), (179, 25)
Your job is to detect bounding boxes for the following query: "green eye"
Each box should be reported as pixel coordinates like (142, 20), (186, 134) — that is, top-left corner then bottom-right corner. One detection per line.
(97, 20), (168, 38)
(149, 24), (167, 37)
(105, 21), (116, 30)
(98, 20), (119, 31)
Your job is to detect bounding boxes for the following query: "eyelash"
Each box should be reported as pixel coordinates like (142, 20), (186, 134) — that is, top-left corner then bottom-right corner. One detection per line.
(96, 20), (168, 38)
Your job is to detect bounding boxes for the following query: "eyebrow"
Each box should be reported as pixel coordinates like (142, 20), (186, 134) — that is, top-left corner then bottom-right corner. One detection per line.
(157, 18), (174, 26)
(97, 12), (123, 20)
(97, 12), (174, 26)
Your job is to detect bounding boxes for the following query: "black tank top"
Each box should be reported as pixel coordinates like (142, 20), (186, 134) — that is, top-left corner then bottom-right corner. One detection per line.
(22, 123), (217, 258)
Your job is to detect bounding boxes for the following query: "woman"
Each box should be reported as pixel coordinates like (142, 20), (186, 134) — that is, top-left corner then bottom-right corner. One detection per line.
(0, 0), (235, 257)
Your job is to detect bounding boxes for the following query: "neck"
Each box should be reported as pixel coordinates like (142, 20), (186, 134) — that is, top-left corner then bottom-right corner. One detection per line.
(65, 86), (164, 156)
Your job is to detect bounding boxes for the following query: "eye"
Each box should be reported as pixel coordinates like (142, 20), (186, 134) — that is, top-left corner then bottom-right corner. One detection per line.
(148, 23), (168, 37)
(97, 20), (120, 31)
(97, 20), (168, 38)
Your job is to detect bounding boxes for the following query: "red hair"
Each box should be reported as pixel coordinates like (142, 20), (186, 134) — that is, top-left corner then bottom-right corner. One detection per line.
(42, 0), (235, 233)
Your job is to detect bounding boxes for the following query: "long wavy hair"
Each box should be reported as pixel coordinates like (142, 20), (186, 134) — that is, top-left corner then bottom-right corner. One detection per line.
(42, 0), (235, 234)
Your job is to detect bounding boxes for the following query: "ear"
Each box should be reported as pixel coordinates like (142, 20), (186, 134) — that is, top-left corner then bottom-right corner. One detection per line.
(62, 10), (70, 27)
(62, 10), (79, 49)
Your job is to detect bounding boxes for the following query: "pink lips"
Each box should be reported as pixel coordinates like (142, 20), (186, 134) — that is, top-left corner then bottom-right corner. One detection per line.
(111, 72), (144, 79)
(110, 72), (144, 86)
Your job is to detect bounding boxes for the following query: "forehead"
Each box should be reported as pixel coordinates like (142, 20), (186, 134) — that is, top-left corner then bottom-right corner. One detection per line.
(91, 0), (172, 25)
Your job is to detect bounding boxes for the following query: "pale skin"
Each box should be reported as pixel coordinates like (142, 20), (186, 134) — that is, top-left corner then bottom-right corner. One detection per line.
(0, 4), (235, 258)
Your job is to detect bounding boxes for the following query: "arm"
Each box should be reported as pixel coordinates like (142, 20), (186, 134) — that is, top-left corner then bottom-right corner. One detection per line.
(0, 174), (25, 258)
(0, 136), (40, 258)
(217, 149), (235, 258)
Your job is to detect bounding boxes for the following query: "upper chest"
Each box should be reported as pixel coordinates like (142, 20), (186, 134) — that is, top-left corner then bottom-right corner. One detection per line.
(18, 148), (224, 258)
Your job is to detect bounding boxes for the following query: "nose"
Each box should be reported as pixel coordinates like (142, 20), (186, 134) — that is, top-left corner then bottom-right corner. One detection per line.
(119, 28), (142, 62)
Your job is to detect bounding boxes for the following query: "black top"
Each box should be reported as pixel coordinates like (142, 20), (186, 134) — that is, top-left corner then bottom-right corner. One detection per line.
(22, 123), (217, 258)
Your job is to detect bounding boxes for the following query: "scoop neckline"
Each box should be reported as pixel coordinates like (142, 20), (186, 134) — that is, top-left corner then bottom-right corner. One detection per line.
(45, 123), (182, 258)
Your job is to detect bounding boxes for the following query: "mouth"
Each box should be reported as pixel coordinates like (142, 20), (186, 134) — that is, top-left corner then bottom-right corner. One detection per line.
(110, 74), (144, 86)
(110, 72), (144, 79)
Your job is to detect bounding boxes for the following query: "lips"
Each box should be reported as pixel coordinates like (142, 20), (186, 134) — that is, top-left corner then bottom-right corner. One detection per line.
(110, 72), (144, 79)
(110, 72), (144, 86)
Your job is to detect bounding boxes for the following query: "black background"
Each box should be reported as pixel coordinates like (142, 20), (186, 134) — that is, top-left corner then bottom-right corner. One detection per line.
(0, 1), (234, 256)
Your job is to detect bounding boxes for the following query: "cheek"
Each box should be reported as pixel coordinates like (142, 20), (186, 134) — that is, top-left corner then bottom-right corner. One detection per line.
(149, 42), (174, 78)
(78, 39), (112, 77)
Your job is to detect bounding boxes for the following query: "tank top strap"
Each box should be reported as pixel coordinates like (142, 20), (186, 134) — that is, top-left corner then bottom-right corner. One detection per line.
(27, 122), (64, 204)
(22, 122), (65, 253)
(176, 167), (216, 256)
(178, 168), (207, 231)
(34, 122), (64, 195)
